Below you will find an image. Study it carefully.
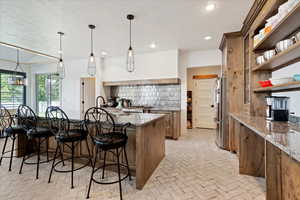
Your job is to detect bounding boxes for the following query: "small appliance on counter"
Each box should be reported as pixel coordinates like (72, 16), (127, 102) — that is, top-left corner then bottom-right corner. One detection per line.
(107, 97), (118, 107)
(122, 99), (132, 108)
(265, 96), (290, 121)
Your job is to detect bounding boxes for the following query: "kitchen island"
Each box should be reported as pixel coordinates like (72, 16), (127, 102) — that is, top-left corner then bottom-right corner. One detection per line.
(17, 112), (167, 190)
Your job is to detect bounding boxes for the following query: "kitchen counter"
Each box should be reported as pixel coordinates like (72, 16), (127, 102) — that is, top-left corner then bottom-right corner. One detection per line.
(230, 112), (300, 162)
(103, 110), (166, 127)
(230, 113), (300, 199)
(102, 107), (181, 139)
(149, 107), (181, 111)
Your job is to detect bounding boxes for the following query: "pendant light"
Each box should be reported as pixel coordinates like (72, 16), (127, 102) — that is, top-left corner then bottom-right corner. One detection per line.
(8, 49), (26, 86)
(126, 14), (135, 72)
(57, 32), (65, 79)
(88, 24), (96, 76)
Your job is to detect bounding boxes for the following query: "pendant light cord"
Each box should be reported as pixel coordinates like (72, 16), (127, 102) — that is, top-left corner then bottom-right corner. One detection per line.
(17, 49), (19, 66)
(129, 20), (132, 47)
(59, 34), (62, 60)
(91, 28), (93, 54)
(14, 49), (19, 71)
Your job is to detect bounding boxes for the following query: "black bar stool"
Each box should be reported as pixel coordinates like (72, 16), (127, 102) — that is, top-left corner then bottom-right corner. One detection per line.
(84, 107), (131, 200)
(18, 105), (54, 179)
(46, 106), (92, 189)
(0, 104), (26, 171)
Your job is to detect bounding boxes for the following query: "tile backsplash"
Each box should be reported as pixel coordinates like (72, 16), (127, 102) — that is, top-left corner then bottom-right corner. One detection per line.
(111, 84), (181, 108)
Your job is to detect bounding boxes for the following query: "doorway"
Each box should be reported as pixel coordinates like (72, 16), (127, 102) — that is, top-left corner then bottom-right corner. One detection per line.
(187, 66), (220, 129)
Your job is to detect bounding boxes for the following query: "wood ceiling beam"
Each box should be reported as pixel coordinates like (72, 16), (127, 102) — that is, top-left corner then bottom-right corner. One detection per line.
(0, 41), (59, 61)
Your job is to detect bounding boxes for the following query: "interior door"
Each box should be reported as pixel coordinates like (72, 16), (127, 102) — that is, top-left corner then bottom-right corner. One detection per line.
(80, 77), (96, 119)
(192, 78), (217, 129)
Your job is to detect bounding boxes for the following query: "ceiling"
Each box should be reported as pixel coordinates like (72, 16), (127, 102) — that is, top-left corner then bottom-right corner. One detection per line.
(0, 0), (254, 61)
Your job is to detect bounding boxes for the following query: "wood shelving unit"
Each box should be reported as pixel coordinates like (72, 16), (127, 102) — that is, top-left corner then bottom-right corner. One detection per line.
(254, 81), (300, 93)
(253, 41), (300, 72)
(253, 2), (300, 51)
(252, 1), (300, 95)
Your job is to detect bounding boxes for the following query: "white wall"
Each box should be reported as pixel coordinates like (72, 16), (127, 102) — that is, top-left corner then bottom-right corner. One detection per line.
(30, 58), (102, 119)
(180, 49), (222, 68)
(103, 49), (179, 81)
(178, 49), (222, 134)
(272, 62), (300, 116)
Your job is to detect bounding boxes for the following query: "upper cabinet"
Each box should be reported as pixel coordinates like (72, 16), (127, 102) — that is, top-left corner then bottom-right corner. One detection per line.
(219, 32), (244, 114)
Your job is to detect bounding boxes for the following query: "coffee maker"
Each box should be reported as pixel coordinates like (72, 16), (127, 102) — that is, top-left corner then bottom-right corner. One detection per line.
(265, 96), (290, 121)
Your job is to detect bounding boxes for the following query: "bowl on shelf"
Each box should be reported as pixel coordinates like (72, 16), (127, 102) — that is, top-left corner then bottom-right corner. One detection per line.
(263, 49), (276, 60)
(258, 80), (273, 88)
(276, 39), (294, 53)
(256, 55), (265, 65)
(269, 77), (294, 85)
(293, 74), (300, 81)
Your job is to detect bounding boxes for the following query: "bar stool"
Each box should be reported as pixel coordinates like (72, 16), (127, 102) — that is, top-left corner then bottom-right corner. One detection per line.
(18, 105), (53, 179)
(0, 105), (26, 171)
(84, 107), (131, 200)
(46, 106), (92, 189)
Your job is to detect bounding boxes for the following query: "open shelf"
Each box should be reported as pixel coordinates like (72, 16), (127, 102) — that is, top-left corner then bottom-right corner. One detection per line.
(253, 41), (300, 72)
(253, 2), (300, 51)
(254, 81), (300, 93)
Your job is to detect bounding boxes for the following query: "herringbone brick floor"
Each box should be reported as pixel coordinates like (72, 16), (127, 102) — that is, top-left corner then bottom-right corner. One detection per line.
(0, 129), (266, 200)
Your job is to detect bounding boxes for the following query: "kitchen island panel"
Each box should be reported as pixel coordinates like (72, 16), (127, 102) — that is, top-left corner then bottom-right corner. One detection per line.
(136, 117), (165, 189)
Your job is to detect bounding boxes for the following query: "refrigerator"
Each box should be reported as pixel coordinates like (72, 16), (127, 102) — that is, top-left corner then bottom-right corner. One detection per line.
(215, 77), (229, 150)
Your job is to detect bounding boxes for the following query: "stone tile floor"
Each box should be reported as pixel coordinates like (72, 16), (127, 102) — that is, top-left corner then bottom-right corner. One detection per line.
(0, 129), (266, 200)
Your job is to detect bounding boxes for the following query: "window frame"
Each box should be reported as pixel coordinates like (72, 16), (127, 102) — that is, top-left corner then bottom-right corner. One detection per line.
(35, 73), (62, 116)
(0, 69), (27, 108)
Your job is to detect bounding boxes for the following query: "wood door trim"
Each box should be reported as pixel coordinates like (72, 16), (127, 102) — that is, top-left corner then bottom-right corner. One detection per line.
(193, 74), (218, 80)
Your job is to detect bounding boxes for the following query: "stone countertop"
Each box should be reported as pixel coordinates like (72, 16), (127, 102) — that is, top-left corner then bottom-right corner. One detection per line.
(111, 113), (165, 127)
(38, 112), (165, 127)
(148, 107), (181, 112)
(230, 113), (300, 162)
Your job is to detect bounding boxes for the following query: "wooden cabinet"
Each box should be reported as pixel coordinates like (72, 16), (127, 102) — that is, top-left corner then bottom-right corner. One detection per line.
(150, 110), (181, 140)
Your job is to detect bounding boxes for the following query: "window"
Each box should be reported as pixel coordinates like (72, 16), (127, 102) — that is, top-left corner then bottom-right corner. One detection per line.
(36, 74), (61, 117)
(0, 69), (26, 109)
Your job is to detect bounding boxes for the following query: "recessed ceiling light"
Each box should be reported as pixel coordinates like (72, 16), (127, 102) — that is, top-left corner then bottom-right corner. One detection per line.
(204, 36), (212, 40)
(206, 3), (216, 11)
(101, 51), (107, 56)
(149, 43), (156, 49)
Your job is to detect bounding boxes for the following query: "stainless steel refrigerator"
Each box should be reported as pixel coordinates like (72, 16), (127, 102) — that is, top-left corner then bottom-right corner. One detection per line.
(215, 77), (229, 150)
